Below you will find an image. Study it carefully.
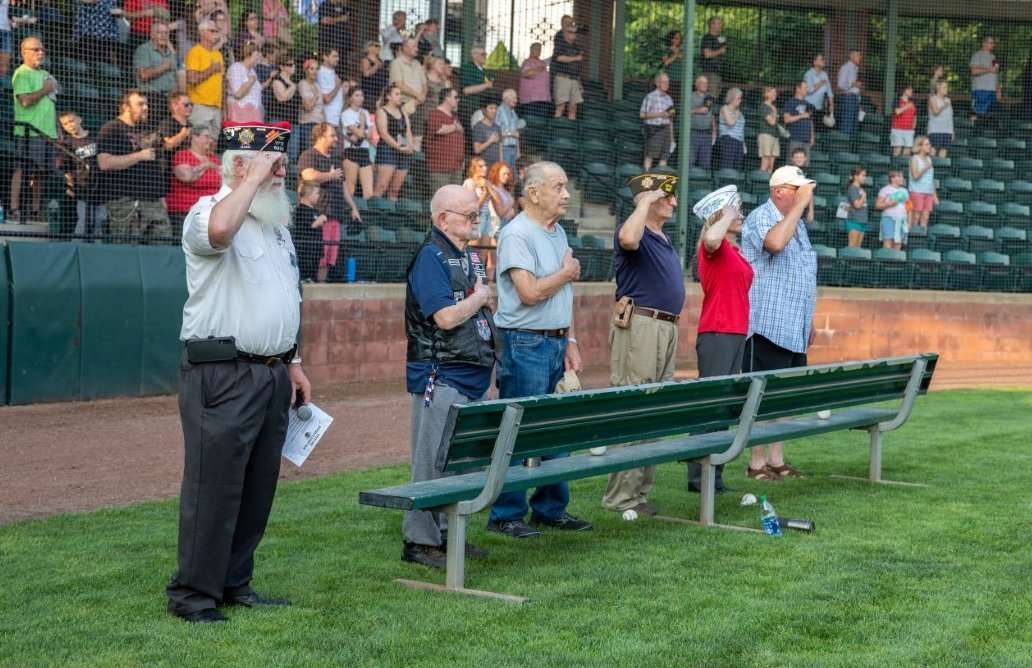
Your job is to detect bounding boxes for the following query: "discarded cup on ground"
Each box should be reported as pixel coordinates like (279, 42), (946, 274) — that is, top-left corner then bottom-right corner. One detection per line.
(778, 517), (816, 533)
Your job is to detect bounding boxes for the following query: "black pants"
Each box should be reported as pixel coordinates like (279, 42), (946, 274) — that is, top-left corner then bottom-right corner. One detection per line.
(741, 334), (808, 373)
(688, 332), (746, 489)
(166, 352), (291, 615)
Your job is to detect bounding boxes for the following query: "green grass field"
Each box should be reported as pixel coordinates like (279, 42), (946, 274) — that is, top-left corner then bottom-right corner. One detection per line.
(2, 389), (1032, 667)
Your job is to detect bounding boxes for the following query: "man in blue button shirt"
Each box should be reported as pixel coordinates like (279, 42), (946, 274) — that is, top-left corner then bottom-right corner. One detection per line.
(403, 184), (497, 568)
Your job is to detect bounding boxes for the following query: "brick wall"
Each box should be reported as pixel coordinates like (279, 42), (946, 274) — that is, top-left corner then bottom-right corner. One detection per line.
(300, 283), (1032, 389)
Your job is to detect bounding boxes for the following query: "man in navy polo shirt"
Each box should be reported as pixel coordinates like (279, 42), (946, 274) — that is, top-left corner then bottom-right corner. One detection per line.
(402, 184), (497, 568)
(601, 173), (686, 517)
(782, 81), (814, 159)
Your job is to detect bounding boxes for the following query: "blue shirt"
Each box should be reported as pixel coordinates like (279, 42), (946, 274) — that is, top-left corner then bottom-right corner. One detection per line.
(613, 223), (686, 315)
(405, 229), (492, 400)
(782, 97), (813, 144)
(495, 212), (573, 329)
(742, 199), (817, 354)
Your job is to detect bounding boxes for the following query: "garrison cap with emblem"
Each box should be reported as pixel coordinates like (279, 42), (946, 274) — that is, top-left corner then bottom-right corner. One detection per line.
(626, 172), (679, 197)
(220, 121), (292, 153)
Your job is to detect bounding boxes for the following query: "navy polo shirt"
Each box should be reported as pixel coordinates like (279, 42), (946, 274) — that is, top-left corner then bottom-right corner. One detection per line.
(782, 97), (813, 143)
(406, 230), (493, 400)
(613, 223), (686, 315)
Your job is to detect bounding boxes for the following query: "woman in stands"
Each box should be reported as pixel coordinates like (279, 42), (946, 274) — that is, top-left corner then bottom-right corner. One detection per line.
(166, 126), (221, 235)
(908, 136), (939, 232)
(374, 84), (415, 201)
(233, 10), (264, 52)
(486, 161), (518, 229)
(226, 41), (264, 122)
(340, 87), (375, 200)
(360, 40), (388, 112)
(717, 87), (746, 171)
(688, 198), (754, 491)
(266, 53), (299, 161)
(928, 80), (954, 158)
(298, 58), (326, 160)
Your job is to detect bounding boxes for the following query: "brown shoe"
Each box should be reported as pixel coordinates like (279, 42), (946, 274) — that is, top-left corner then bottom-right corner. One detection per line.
(630, 502), (658, 516)
(766, 463), (804, 478)
(746, 466), (782, 482)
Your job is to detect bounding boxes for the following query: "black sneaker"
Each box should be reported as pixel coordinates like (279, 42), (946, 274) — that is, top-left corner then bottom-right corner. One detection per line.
(440, 532), (490, 559)
(402, 542), (446, 569)
(485, 519), (542, 539)
(529, 512), (593, 532)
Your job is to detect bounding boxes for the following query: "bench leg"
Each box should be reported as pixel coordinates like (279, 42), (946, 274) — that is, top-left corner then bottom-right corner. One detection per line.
(868, 427), (882, 482)
(445, 509), (466, 591)
(699, 459), (717, 526)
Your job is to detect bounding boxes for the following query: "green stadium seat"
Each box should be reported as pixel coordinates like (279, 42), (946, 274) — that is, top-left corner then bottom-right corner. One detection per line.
(961, 225), (994, 254)
(837, 246), (872, 287)
(1008, 180), (1032, 207)
(929, 223), (962, 253)
(1000, 203), (1031, 231)
(566, 235), (583, 249)
(974, 179), (1006, 205)
(813, 244), (836, 285)
(814, 172), (840, 199)
(580, 138), (611, 166)
(546, 136), (579, 173)
(931, 156), (952, 175)
(580, 104), (610, 123)
(580, 162), (615, 203)
(977, 251), (1012, 292)
(942, 178), (973, 203)
(995, 227), (1027, 256)
(714, 168), (744, 188)
(549, 116), (578, 139)
(954, 157), (984, 181)
(906, 222), (930, 250)
(988, 158), (1015, 181)
(579, 234), (603, 249)
(943, 249), (978, 291)
(969, 136), (998, 158)
(966, 201), (997, 227)
(398, 228), (425, 243)
(616, 163), (641, 183)
(612, 118), (639, 135)
(1000, 138), (1027, 155)
(832, 151), (860, 166)
(863, 152), (891, 169)
(934, 199), (964, 226)
(857, 131), (882, 151)
(908, 248), (943, 290)
(808, 149), (829, 167)
(1013, 253), (1032, 292)
(872, 247), (907, 288)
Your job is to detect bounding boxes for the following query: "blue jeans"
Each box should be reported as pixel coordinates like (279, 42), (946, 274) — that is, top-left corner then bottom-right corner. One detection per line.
(689, 130), (712, 169)
(502, 144), (518, 172)
(838, 93), (860, 137)
(489, 329), (570, 523)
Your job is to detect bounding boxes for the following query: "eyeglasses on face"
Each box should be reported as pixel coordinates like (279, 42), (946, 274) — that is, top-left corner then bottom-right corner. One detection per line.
(444, 209), (479, 222)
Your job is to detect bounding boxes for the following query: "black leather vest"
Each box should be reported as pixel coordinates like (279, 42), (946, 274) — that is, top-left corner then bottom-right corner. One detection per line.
(405, 230), (497, 368)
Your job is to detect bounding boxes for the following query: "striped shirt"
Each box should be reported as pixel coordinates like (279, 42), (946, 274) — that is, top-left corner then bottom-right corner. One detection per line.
(742, 199), (817, 354)
(640, 89), (674, 127)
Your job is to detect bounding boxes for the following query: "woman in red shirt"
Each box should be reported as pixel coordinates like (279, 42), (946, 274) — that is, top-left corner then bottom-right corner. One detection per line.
(167, 127), (221, 233)
(890, 85), (917, 156)
(687, 202), (755, 491)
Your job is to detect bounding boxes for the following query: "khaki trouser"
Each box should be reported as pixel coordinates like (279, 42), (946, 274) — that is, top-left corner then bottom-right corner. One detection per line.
(106, 197), (172, 239)
(602, 313), (678, 511)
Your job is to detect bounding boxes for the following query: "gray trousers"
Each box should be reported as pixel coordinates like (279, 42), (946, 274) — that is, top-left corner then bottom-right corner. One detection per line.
(166, 353), (291, 615)
(403, 383), (482, 546)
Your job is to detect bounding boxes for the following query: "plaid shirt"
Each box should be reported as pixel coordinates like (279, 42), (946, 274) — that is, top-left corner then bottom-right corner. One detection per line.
(742, 199), (817, 354)
(640, 89), (674, 127)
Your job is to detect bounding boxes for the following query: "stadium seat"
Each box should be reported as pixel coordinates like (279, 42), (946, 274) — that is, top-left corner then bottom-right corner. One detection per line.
(974, 179), (1006, 205)
(1013, 253), (1032, 292)
(934, 199), (964, 226)
(549, 116), (578, 140)
(966, 201), (997, 227)
(995, 226), (1027, 256)
(836, 246), (872, 287)
(808, 150), (830, 169)
(616, 163), (641, 182)
(961, 225), (994, 254)
(580, 162), (614, 203)
(1000, 138), (1027, 156)
(748, 168), (770, 194)
(832, 151), (860, 166)
(857, 131), (881, 152)
(613, 118), (640, 135)
(863, 152), (891, 169)
(580, 138), (611, 166)
(1008, 180), (1032, 207)
(943, 249), (978, 290)
(398, 228), (424, 243)
(579, 119), (610, 145)
(977, 251), (1012, 292)
(814, 172), (840, 199)
(714, 168), (744, 188)
(908, 248), (943, 290)
(954, 157), (984, 181)
(942, 177), (973, 203)
(546, 136), (580, 173)
(929, 223), (962, 253)
(1000, 203), (1031, 231)
(969, 136), (998, 159)
(931, 156), (952, 172)
(906, 222), (930, 250)
(989, 158), (1015, 181)
(873, 247), (907, 288)
(813, 244), (837, 285)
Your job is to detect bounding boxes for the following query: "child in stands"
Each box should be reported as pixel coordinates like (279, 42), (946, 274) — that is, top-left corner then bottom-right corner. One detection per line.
(908, 135), (939, 232)
(877, 170), (910, 250)
(845, 165), (868, 248)
(890, 85), (917, 156)
(294, 180), (327, 282)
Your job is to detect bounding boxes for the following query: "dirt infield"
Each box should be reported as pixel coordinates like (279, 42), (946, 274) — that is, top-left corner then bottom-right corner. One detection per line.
(0, 367), (614, 525)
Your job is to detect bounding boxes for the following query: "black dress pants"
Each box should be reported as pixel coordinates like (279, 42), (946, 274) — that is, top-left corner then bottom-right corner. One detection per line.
(166, 353), (291, 615)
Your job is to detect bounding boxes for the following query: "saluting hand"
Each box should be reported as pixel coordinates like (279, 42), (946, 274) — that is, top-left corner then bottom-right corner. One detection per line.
(244, 151), (283, 184)
(637, 189), (667, 209)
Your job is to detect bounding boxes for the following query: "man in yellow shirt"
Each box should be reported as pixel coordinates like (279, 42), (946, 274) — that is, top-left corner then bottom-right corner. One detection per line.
(185, 19), (224, 134)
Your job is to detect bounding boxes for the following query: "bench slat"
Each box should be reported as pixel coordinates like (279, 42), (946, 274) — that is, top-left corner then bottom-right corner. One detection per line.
(360, 407), (897, 511)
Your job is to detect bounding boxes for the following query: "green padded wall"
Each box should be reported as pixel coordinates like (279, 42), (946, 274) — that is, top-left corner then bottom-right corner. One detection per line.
(78, 245), (144, 400)
(0, 243), (10, 405)
(139, 246), (187, 395)
(8, 243), (82, 404)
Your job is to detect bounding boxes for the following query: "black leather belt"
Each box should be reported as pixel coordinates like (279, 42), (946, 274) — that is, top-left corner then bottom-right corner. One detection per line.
(632, 306), (680, 324)
(502, 327), (569, 338)
(237, 346), (296, 366)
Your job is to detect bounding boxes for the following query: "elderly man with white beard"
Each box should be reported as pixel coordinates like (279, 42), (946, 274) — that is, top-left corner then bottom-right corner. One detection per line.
(166, 121), (311, 624)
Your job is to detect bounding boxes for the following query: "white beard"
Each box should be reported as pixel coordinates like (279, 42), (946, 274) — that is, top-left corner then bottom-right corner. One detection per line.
(249, 181), (291, 227)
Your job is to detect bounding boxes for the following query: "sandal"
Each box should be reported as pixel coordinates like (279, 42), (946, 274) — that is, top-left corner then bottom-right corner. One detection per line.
(766, 463), (804, 478)
(746, 466), (781, 482)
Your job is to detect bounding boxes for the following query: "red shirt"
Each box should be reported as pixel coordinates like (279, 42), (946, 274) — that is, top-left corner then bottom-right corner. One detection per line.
(891, 98), (917, 130)
(124, 0), (169, 37)
(697, 239), (753, 335)
(167, 150), (221, 213)
(424, 108), (465, 173)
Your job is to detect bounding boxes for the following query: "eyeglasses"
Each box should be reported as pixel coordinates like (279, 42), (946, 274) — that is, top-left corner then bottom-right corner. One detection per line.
(25, 47), (45, 53)
(444, 210), (479, 222)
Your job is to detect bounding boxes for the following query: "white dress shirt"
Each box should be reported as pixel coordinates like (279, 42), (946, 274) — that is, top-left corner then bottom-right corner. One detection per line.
(180, 185), (301, 356)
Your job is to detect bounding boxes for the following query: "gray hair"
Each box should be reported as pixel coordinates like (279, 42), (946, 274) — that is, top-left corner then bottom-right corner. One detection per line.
(197, 19), (216, 33)
(725, 87), (742, 104)
(522, 161), (564, 194)
(222, 150), (257, 179)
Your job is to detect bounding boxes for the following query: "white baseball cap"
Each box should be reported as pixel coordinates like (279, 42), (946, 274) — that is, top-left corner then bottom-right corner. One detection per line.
(769, 165), (815, 188)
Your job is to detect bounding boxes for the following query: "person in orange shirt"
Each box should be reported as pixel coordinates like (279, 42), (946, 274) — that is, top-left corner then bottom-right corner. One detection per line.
(185, 19), (224, 135)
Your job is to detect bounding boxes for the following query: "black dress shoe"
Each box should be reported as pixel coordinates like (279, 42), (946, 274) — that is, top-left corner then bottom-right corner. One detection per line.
(223, 591), (291, 607)
(486, 519), (541, 538)
(440, 532), (490, 559)
(402, 541), (447, 569)
(176, 608), (227, 624)
(529, 512), (593, 531)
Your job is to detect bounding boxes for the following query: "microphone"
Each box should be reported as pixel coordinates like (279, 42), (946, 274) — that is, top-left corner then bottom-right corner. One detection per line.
(296, 404), (313, 421)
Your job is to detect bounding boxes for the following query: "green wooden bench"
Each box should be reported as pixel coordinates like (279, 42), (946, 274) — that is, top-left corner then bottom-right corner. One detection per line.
(360, 354), (938, 602)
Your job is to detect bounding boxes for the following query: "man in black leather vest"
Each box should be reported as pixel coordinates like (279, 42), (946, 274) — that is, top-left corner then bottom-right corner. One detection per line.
(401, 184), (497, 568)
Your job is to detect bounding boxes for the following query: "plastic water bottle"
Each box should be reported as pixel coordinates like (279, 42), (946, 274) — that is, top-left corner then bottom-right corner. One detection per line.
(345, 256), (357, 282)
(759, 495), (783, 536)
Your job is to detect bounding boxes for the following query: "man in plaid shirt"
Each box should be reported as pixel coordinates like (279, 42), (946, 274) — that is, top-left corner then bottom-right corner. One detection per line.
(740, 165), (817, 482)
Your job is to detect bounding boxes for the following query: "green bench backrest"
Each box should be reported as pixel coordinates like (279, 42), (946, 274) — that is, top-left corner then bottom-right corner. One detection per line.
(441, 354), (938, 473)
